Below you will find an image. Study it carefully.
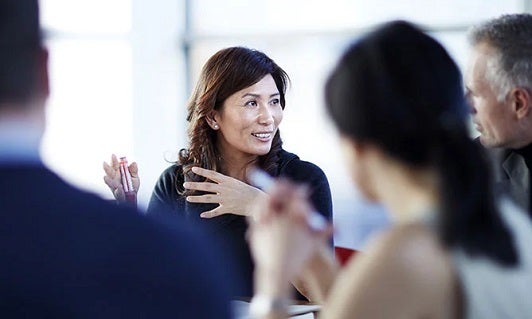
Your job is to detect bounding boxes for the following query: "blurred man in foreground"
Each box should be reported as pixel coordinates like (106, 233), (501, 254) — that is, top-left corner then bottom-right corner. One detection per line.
(0, 1), (231, 317)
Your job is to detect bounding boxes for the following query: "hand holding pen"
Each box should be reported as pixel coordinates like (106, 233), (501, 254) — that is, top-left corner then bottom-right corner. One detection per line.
(246, 168), (333, 307)
(247, 168), (329, 232)
(103, 154), (139, 206)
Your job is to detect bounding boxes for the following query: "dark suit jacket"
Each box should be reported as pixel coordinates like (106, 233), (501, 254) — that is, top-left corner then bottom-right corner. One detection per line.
(490, 148), (529, 211)
(0, 164), (231, 318)
(476, 137), (531, 216)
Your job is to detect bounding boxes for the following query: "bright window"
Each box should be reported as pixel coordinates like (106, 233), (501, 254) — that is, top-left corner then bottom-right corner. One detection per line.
(41, 0), (527, 247)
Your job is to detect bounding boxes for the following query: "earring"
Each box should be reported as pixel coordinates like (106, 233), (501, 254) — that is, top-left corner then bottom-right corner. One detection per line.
(213, 124), (219, 129)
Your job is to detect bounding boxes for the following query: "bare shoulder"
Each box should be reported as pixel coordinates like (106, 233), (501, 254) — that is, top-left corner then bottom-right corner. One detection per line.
(376, 223), (451, 277)
(324, 224), (457, 319)
(365, 224), (456, 295)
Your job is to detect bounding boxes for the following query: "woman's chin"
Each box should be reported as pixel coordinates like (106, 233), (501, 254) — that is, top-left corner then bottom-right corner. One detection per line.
(250, 143), (273, 156)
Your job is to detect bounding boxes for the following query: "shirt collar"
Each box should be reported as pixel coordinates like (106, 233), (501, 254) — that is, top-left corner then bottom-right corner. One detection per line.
(0, 119), (42, 165)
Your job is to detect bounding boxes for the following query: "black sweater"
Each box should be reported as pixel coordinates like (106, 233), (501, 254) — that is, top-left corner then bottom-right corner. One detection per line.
(147, 149), (333, 297)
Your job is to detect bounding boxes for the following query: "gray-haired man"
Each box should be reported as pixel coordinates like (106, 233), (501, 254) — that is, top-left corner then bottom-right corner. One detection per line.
(465, 14), (532, 216)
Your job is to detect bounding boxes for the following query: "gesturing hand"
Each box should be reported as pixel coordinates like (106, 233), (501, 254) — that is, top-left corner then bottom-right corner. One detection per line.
(183, 167), (268, 218)
(102, 154), (140, 201)
(248, 179), (333, 292)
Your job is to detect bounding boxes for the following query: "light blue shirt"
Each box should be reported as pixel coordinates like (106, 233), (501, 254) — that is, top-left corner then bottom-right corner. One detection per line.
(0, 119), (42, 165)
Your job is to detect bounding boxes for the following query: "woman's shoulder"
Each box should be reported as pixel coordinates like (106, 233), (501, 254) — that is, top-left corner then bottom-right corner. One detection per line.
(335, 224), (457, 317)
(277, 149), (327, 179)
(365, 223), (453, 287)
(153, 163), (184, 192)
(158, 163), (182, 178)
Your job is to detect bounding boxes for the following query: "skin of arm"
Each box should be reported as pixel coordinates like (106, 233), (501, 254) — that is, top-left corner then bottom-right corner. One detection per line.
(249, 180), (334, 318)
(291, 244), (339, 303)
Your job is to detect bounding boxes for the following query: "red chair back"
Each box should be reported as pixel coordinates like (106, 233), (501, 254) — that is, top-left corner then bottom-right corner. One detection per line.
(334, 246), (358, 266)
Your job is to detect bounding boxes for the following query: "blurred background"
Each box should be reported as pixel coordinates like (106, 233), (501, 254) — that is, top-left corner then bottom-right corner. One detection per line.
(40, 0), (530, 250)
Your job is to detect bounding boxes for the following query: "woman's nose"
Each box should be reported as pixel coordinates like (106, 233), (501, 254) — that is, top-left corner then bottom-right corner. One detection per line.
(258, 104), (274, 125)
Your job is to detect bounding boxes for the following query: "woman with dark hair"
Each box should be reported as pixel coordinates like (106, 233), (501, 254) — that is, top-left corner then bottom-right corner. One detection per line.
(248, 21), (532, 318)
(103, 46), (333, 298)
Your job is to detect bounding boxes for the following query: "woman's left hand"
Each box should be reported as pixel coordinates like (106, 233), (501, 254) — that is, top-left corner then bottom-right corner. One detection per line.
(183, 167), (268, 218)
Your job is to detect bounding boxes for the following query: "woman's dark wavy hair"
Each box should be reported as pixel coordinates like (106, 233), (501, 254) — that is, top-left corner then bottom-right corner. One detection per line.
(325, 21), (517, 265)
(177, 46), (290, 195)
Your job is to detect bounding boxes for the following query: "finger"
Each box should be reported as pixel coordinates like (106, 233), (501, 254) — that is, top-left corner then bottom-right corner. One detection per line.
(129, 162), (139, 177)
(269, 180), (297, 214)
(288, 190), (328, 231)
(183, 181), (219, 193)
(186, 194), (220, 204)
(267, 183), (314, 228)
(295, 184), (311, 199)
(103, 161), (117, 177)
(111, 154), (119, 169)
(200, 207), (223, 218)
(190, 166), (226, 183)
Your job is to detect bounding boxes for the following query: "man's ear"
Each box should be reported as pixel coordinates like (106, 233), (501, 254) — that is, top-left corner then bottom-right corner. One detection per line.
(511, 87), (531, 120)
(36, 47), (50, 99)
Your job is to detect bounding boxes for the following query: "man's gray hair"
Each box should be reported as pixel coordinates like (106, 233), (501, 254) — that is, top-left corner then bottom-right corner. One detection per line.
(468, 14), (532, 102)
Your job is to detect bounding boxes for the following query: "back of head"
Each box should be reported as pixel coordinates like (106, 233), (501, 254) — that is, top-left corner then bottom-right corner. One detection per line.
(0, 0), (42, 107)
(326, 20), (518, 266)
(468, 14), (532, 99)
(326, 20), (468, 165)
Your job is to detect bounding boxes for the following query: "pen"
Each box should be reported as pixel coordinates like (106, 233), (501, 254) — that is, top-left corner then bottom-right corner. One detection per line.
(247, 168), (328, 232)
(119, 156), (137, 207)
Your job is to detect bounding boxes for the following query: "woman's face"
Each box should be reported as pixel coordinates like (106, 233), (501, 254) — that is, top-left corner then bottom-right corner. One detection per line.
(212, 74), (283, 160)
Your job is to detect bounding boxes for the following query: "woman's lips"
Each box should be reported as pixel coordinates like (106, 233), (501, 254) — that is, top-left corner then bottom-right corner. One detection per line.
(251, 132), (273, 141)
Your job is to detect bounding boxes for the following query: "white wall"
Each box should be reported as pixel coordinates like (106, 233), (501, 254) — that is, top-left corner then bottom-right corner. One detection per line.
(41, 0), (528, 249)
(41, 0), (187, 210)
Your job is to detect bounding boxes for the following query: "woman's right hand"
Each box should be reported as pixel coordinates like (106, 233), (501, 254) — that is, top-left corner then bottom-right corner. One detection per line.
(103, 154), (140, 201)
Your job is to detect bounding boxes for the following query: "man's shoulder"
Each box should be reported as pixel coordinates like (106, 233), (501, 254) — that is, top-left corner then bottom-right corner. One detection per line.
(0, 165), (141, 229)
(472, 137), (512, 164)
(0, 164), (232, 318)
(0, 164), (229, 281)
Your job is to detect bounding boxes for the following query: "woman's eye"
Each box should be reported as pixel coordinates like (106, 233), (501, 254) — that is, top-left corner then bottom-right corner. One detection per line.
(270, 98), (280, 106)
(245, 100), (257, 107)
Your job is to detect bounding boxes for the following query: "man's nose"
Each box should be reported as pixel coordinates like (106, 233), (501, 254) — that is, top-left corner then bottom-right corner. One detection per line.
(468, 103), (477, 114)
